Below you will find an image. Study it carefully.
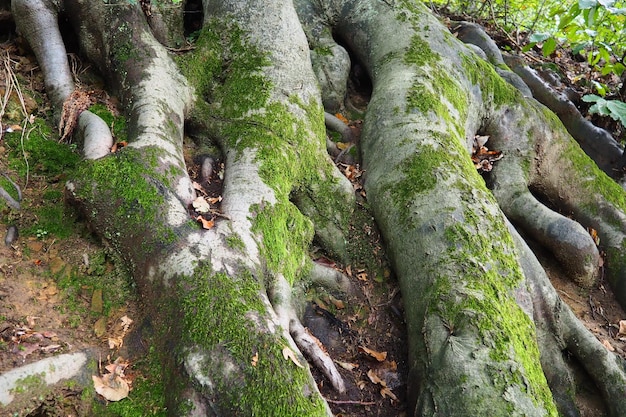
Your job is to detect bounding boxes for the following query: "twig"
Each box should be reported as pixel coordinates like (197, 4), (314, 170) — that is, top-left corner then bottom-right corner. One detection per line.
(326, 399), (376, 406)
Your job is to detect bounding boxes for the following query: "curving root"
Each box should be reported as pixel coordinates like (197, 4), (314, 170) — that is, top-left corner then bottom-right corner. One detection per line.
(12, 0), (113, 159)
(270, 274), (346, 393)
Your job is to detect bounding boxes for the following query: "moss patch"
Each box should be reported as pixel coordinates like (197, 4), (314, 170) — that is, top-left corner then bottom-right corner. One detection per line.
(177, 265), (328, 415)
(178, 20), (348, 284)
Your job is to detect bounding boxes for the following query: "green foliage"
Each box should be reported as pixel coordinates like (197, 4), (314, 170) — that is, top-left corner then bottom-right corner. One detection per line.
(524, 0), (626, 93)
(583, 93), (626, 124)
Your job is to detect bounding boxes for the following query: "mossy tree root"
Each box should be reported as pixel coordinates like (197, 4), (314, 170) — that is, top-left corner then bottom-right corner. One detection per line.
(12, 0), (113, 159)
(504, 54), (624, 176)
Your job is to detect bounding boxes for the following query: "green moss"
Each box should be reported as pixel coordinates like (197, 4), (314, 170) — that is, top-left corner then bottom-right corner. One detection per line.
(74, 147), (176, 247)
(92, 346), (166, 417)
(424, 190), (556, 414)
(179, 21), (349, 285)
(22, 203), (77, 239)
(55, 250), (134, 317)
(402, 34), (469, 136)
(177, 266), (328, 415)
(461, 54), (519, 107)
(89, 103), (127, 141)
(225, 233), (246, 252)
(4, 119), (80, 177)
(390, 131), (473, 227)
(11, 373), (45, 394)
(404, 35), (440, 66)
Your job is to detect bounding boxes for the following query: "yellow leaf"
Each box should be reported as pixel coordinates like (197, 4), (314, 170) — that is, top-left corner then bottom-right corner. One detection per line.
(193, 196), (211, 213)
(336, 142), (350, 150)
(282, 346), (304, 368)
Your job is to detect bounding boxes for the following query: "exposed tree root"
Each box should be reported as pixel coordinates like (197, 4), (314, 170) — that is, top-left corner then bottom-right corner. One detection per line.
(453, 20), (624, 177)
(509, 219), (626, 416)
(0, 173), (21, 211)
(12, 0), (113, 160)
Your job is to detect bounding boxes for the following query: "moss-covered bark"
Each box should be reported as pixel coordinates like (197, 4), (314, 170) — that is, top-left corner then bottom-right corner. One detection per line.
(15, 0), (626, 415)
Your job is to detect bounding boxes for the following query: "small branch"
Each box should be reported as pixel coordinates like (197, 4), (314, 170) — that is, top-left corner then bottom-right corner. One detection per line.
(326, 399), (376, 406)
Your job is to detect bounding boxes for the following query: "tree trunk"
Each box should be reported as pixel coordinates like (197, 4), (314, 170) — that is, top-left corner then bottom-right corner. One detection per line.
(12, 0), (626, 416)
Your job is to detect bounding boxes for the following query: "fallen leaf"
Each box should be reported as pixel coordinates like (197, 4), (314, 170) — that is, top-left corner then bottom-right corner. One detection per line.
(359, 346), (387, 362)
(196, 216), (215, 229)
(345, 265), (352, 277)
(207, 196), (222, 205)
(92, 374), (129, 402)
(356, 380), (367, 390)
(282, 346), (304, 368)
(335, 360), (359, 371)
(367, 369), (385, 386)
(192, 196), (211, 213)
(380, 387), (398, 401)
(618, 320), (626, 336)
(588, 227), (600, 246)
(356, 271), (368, 281)
(251, 352), (258, 367)
(336, 141), (350, 150)
(327, 295), (345, 309)
(335, 113), (349, 124)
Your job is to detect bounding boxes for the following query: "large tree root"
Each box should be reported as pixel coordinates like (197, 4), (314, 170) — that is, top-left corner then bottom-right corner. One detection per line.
(453, 20), (625, 177)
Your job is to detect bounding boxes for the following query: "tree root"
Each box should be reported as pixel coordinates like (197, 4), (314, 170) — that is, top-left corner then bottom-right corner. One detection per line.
(498, 187), (599, 287)
(271, 274), (346, 393)
(508, 219), (626, 416)
(0, 173), (21, 211)
(504, 54), (624, 176)
(12, 0), (113, 160)
(308, 262), (352, 295)
(324, 112), (354, 143)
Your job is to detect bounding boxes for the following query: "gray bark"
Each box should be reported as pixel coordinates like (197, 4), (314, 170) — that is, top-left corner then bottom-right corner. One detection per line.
(13, 0), (626, 416)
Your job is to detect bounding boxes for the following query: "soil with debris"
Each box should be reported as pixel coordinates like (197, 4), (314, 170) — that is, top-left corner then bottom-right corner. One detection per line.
(0, 8), (625, 417)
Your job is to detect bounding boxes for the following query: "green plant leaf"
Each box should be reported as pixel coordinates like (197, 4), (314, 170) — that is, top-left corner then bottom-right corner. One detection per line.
(579, 0), (598, 9)
(542, 37), (558, 56)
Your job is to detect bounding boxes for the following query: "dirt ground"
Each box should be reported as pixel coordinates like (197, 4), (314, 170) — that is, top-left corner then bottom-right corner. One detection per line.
(0, 9), (625, 417)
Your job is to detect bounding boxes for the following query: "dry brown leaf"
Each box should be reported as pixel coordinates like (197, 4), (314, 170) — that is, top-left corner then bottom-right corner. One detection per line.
(618, 320), (626, 335)
(356, 380), (367, 390)
(92, 374), (129, 402)
(192, 196), (211, 213)
(335, 113), (349, 124)
(196, 216), (215, 229)
(345, 265), (352, 277)
(335, 360), (359, 371)
(282, 346), (304, 368)
(380, 387), (398, 401)
(359, 346), (387, 362)
(588, 227), (600, 246)
(207, 196), (222, 205)
(356, 271), (368, 281)
(367, 369), (385, 386)
(251, 352), (258, 367)
(59, 90), (95, 142)
(328, 295), (345, 309)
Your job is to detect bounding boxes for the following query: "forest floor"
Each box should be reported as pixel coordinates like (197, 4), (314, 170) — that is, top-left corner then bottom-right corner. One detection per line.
(0, 8), (625, 417)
